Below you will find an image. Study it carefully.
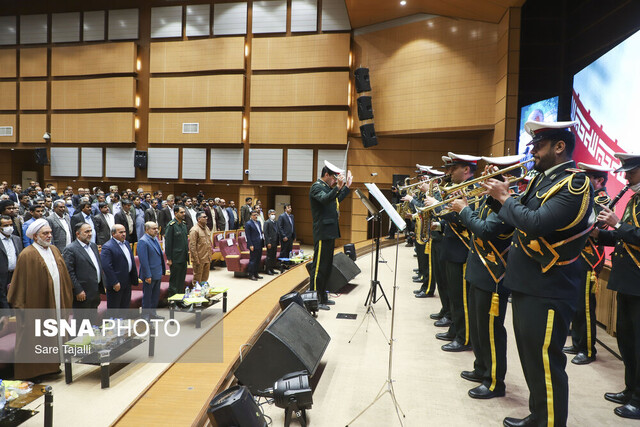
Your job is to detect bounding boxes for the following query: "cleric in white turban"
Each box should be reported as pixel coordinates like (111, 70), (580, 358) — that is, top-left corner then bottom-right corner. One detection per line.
(8, 217), (73, 380)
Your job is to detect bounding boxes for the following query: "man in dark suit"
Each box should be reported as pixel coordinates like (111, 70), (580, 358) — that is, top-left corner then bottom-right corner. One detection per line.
(226, 201), (238, 230)
(483, 121), (594, 427)
(245, 210), (264, 281)
(0, 200), (21, 238)
(214, 198), (226, 231)
(47, 199), (72, 252)
(115, 199), (137, 245)
(144, 198), (160, 224)
(240, 197), (253, 228)
(158, 195), (175, 237)
(70, 201), (97, 243)
(309, 161), (352, 310)
(100, 224), (138, 318)
(0, 215), (22, 308)
(263, 209), (280, 275)
(137, 221), (166, 319)
(63, 222), (104, 324)
(93, 202), (112, 246)
(277, 203), (296, 259)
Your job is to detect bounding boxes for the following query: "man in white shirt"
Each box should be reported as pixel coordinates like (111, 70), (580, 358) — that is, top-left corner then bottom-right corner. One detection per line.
(185, 198), (199, 228)
(219, 199), (230, 231)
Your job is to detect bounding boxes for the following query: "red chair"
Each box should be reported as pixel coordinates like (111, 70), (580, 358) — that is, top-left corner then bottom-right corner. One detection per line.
(224, 230), (237, 240)
(211, 231), (225, 262)
(218, 238), (250, 277)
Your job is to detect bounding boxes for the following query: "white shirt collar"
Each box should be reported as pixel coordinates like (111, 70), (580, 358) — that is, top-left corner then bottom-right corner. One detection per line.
(544, 160), (573, 176)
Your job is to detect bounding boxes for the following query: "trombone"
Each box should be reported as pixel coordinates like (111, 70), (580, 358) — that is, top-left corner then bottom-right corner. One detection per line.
(417, 160), (531, 214)
(398, 174), (450, 192)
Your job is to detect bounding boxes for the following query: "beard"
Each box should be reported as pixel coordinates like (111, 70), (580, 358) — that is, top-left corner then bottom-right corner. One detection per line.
(36, 237), (52, 248)
(533, 150), (556, 172)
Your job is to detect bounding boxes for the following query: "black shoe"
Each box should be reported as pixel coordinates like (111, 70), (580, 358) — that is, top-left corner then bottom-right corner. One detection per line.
(412, 275), (421, 280)
(503, 415), (536, 427)
(151, 314), (165, 320)
(414, 291), (430, 298)
(615, 403), (640, 419)
(385, 235), (395, 240)
(460, 370), (483, 383)
(265, 270), (274, 275)
(273, 269), (280, 274)
(430, 312), (444, 320)
(605, 390), (631, 405)
(249, 276), (258, 281)
(412, 277), (424, 283)
(413, 268), (420, 273)
(318, 304), (330, 311)
(562, 345), (579, 355)
(256, 275), (264, 279)
(571, 352), (596, 365)
(435, 332), (455, 341)
(434, 317), (452, 327)
(325, 300), (335, 306)
(413, 289), (422, 295)
(469, 384), (505, 399)
(442, 340), (471, 352)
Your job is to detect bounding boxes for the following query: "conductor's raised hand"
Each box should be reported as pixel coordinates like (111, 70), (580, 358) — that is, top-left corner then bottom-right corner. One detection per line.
(346, 170), (353, 187)
(337, 173), (346, 189)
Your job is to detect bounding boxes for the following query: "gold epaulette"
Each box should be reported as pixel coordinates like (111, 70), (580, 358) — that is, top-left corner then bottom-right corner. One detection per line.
(594, 190), (611, 206)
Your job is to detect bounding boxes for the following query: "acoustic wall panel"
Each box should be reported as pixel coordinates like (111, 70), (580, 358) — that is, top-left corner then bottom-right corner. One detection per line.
(0, 82), (16, 110)
(52, 12), (80, 43)
(20, 48), (47, 77)
(248, 149), (283, 181)
(250, 111), (347, 145)
(287, 149), (313, 182)
(20, 15), (48, 44)
(52, 43), (136, 76)
(151, 6), (183, 39)
(147, 148), (179, 179)
(0, 16), (17, 45)
(81, 147), (103, 177)
(148, 112), (242, 144)
(210, 148), (243, 181)
(108, 9), (139, 40)
(0, 50), (16, 77)
(18, 114), (46, 143)
(83, 11), (105, 41)
(51, 77), (136, 109)
(105, 148), (135, 178)
(50, 148), (78, 177)
(186, 4), (210, 37)
(0, 115), (16, 143)
(182, 148), (207, 180)
(20, 81), (47, 110)
(213, 2), (247, 36)
(251, 72), (348, 106)
(317, 149), (346, 178)
(252, 0), (287, 34)
(150, 38), (244, 73)
(149, 75), (244, 108)
(291, 0), (318, 33)
(251, 33), (349, 70)
(322, 0), (351, 31)
(51, 113), (135, 143)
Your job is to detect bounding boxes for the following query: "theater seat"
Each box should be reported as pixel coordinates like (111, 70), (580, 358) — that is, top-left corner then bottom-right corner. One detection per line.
(218, 238), (250, 277)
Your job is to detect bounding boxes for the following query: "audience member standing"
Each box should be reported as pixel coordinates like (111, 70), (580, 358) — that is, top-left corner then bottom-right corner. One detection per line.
(47, 200), (72, 252)
(158, 195), (175, 237)
(0, 215), (22, 308)
(115, 199), (137, 245)
(277, 204), (296, 259)
(263, 209), (279, 275)
(100, 224), (137, 318)
(137, 222), (165, 319)
(240, 197), (253, 227)
(70, 202), (96, 243)
(245, 210), (264, 281)
(22, 204), (45, 247)
(188, 212), (212, 284)
(165, 206), (188, 296)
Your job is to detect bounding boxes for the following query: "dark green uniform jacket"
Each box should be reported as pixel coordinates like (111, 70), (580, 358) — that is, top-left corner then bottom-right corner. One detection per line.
(309, 179), (350, 242)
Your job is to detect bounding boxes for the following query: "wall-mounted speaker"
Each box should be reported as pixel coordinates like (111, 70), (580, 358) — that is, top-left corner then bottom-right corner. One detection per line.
(357, 96), (373, 121)
(34, 148), (49, 165)
(134, 150), (147, 169)
(354, 67), (371, 93)
(360, 123), (378, 148)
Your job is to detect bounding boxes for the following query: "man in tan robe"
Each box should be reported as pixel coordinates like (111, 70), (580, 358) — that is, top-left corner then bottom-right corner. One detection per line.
(188, 212), (212, 284)
(8, 218), (74, 380)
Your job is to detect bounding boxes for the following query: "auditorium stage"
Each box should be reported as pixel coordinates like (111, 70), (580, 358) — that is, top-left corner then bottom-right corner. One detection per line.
(15, 243), (632, 426)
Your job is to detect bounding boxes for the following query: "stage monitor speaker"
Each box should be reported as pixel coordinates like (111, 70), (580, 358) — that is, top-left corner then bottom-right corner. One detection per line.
(305, 252), (361, 293)
(360, 123), (378, 148)
(134, 150), (147, 169)
(279, 292), (304, 311)
(208, 385), (267, 427)
(343, 243), (356, 261)
(34, 148), (49, 165)
(354, 67), (371, 93)
(357, 96), (373, 121)
(234, 303), (330, 394)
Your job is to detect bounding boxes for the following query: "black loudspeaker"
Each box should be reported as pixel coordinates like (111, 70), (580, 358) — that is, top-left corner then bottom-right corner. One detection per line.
(360, 123), (378, 148)
(343, 243), (356, 261)
(300, 291), (318, 314)
(208, 385), (267, 427)
(234, 303), (330, 394)
(354, 67), (371, 93)
(34, 148), (49, 165)
(305, 252), (362, 293)
(356, 96), (373, 121)
(279, 292), (304, 311)
(134, 150), (147, 169)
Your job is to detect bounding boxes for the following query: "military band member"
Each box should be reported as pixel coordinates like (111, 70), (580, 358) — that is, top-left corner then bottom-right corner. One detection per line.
(424, 152), (481, 352)
(450, 155), (523, 400)
(563, 163), (613, 365)
(309, 160), (352, 310)
(482, 121), (594, 427)
(593, 153), (640, 420)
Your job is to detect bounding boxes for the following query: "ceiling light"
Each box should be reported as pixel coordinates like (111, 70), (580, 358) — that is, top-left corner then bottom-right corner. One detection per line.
(400, 1), (407, 5)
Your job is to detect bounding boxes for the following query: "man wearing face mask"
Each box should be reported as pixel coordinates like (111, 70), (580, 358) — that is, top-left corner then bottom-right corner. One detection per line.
(0, 215), (22, 308)
(263, 209), (280, 275)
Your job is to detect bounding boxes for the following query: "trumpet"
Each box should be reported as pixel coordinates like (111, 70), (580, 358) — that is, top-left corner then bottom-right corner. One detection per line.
(417, 160), (532, 214)
(398, 174), (449, 192)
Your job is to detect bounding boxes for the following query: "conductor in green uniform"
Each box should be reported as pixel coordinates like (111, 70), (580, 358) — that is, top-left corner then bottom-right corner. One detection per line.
(309, 160), (352, 310)
(165, 205), (188, 297)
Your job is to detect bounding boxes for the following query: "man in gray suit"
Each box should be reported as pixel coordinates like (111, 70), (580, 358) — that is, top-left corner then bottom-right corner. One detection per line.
(0, 215), (22, 308)
(47, 199), (72, 253)
(93, 202), (112, 246)
(63, 222), (104, 324)
(144, 198), (159, 224)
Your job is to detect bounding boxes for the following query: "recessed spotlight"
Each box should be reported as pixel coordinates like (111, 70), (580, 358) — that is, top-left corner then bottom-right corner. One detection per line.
(400, 0), (407, 5)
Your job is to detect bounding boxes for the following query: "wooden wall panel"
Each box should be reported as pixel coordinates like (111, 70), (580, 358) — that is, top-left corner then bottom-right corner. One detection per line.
(149, 38), (245, 73)
(0, 115), (16, 143)
(148, 112), (242, 144)
(252, 33), (350, 70)
(251, 72), (349, 107)
(149, 75), (244, 108)
(19, 81), (47, 110)
(51, 113), (135, 143)
(0, 82), (16, 110)
(19, 114), (47, 143)
(51, 77), (136, 109)
(250, 111), (347, 145)
(0, 50), (16, 78)
(51, 42), (136, 76)
(353, 16), (498, 134)
(20, 48), (48, 77)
